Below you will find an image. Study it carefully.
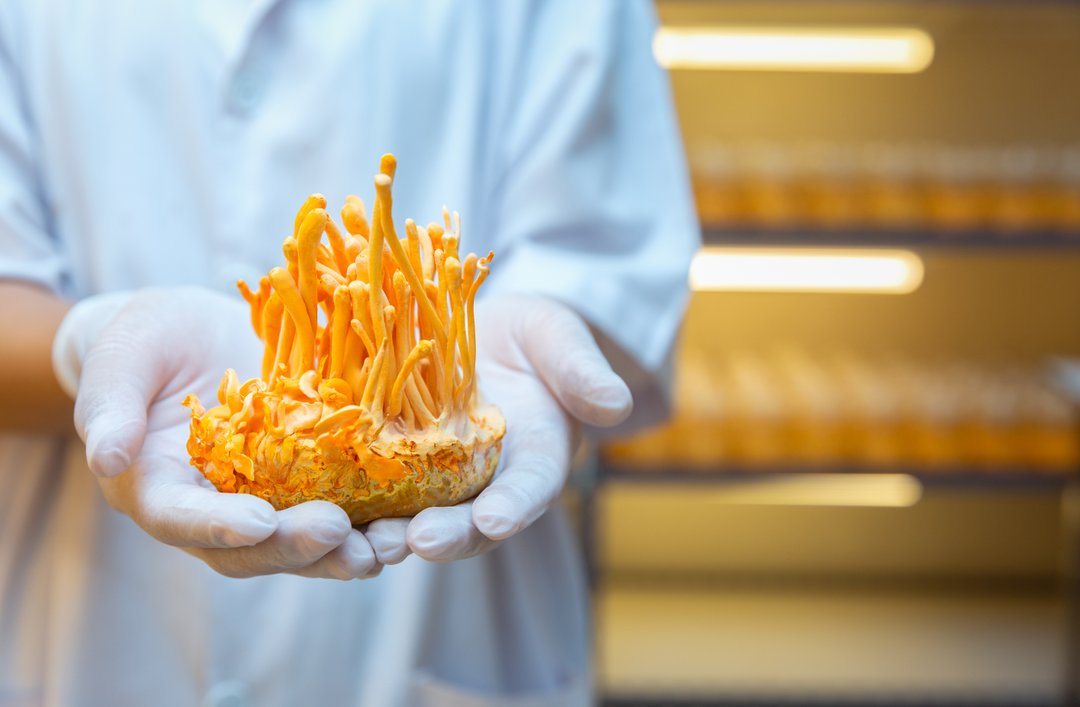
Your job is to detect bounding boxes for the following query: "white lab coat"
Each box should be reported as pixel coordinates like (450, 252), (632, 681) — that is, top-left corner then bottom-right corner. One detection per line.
(0, 1), (697, 705)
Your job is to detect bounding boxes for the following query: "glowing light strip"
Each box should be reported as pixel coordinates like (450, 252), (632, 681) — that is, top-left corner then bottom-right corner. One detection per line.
(654, 26), (934, 73)
(708, 473), (924, 508)
(690, 247), (924, 294)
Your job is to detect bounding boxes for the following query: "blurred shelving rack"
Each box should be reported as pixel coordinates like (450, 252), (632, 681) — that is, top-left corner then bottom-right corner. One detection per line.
(585, 452), (1080, 706)
(588, 228), (1080, 704)
(626, 0), (1080, 701)
(587, 220), (1080, 702)
(607, 106), (1080, 706)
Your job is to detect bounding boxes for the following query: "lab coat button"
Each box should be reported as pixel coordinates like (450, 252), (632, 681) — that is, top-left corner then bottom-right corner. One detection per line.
(227, 71), (261, 114)
(203, 680), (250, 707)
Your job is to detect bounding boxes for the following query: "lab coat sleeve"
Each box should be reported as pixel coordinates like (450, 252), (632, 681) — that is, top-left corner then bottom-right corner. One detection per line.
(484, 0), (700, 432)
(0, 16), (63, 292)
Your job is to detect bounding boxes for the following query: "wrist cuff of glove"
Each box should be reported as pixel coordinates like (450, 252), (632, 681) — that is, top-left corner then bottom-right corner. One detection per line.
(51, 291), (137, 399)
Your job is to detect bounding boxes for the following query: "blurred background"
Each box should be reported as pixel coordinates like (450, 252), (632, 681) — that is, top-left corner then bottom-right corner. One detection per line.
(590, 1), (1080, 705)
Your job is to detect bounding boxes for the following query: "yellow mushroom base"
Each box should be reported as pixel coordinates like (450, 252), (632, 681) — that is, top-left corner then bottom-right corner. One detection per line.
(186, 401), (505, 525)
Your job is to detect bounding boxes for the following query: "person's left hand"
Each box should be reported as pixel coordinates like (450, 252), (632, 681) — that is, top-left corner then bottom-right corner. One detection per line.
(364, 294), (633, 564)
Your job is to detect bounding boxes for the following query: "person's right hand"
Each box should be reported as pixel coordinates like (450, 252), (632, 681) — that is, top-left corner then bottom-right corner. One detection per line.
(65, 287), (382, 580)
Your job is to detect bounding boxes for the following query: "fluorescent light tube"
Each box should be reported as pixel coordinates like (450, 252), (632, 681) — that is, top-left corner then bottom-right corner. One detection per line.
(690, 247), (925, 294)
(654, 26), (934, 73)
(708, 473), (924, 508)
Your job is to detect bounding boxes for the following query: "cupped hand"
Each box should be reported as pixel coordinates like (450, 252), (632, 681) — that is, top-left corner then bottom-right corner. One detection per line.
(365, 294), (633, 564)
(73, 287), (381, 580)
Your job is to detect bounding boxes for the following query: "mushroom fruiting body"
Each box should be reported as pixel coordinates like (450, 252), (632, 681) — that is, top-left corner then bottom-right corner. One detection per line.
(183, 155), (505, 525)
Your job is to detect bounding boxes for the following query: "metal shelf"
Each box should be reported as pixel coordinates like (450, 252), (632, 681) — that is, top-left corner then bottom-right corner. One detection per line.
(701, 225), (1080, 249)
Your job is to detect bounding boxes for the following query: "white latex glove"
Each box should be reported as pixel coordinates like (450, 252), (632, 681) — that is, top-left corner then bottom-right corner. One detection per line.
(60, 287), (381, 580)
(365, 294), (633, 564)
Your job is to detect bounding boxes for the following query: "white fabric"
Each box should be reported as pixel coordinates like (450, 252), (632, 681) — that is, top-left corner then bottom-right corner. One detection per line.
(0, 0), (697, 705)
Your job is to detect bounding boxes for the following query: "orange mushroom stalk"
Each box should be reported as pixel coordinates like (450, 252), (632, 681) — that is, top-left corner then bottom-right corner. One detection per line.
(183, 155), (505, 525)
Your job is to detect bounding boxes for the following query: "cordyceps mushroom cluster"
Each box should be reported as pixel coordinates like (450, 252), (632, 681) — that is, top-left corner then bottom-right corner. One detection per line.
(183, 154), (506, 525)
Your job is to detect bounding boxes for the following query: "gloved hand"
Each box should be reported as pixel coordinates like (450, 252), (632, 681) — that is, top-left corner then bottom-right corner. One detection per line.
(365, 294), (633, 564)
(57, 287), (381, 580)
